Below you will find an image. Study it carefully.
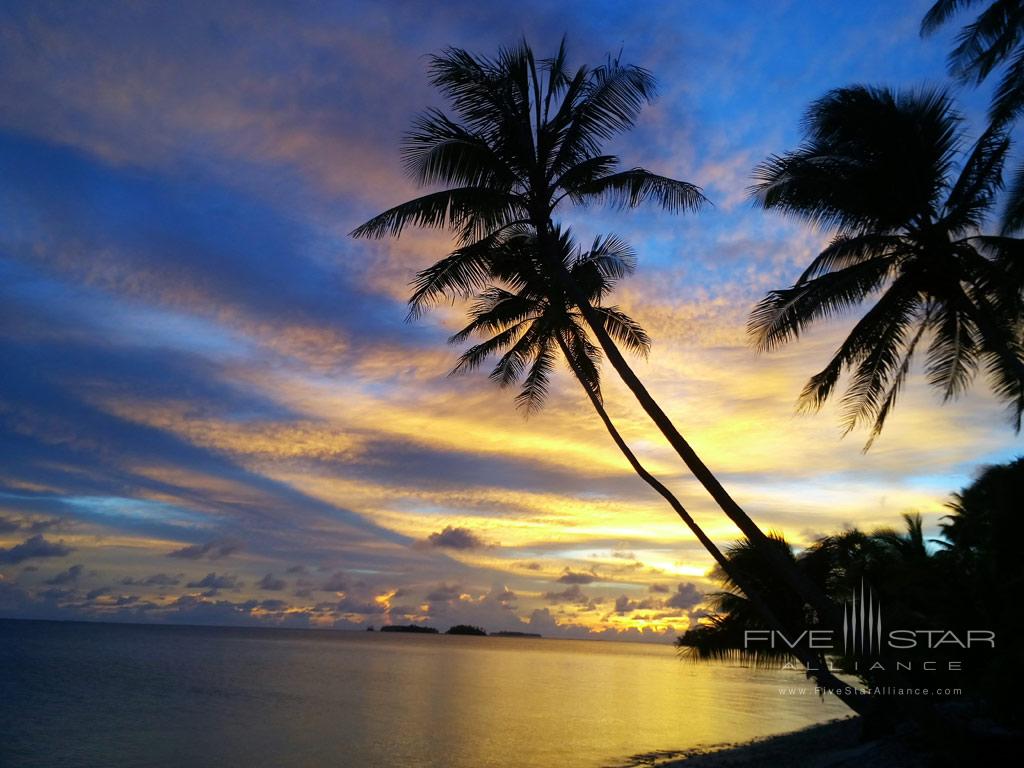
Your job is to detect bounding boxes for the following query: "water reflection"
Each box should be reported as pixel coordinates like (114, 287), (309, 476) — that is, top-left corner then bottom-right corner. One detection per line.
(1, 621), (849, 767)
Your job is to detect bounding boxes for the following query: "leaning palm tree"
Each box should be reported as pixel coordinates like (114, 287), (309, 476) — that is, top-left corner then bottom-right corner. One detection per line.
(921, 0), (1024, 231)
(450, 226), (871, 713)
(351, 39), (838, 625)
(750, 86), (1024, 448)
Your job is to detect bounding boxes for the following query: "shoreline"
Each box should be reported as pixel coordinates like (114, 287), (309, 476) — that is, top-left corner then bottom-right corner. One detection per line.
(613, 718), (930, 767)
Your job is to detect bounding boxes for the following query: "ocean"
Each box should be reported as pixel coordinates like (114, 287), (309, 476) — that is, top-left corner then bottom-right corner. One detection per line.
(0, 619), (848, 767)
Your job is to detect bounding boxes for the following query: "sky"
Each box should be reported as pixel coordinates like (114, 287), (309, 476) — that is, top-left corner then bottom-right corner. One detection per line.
(1, 0), (1020, 640)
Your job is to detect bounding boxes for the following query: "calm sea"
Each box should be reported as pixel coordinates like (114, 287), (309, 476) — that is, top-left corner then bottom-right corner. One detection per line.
(0, 619), (848, 767)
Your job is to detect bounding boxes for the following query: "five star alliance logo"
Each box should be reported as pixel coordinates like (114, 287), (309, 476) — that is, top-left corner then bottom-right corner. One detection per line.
(842, 579), (883, 656)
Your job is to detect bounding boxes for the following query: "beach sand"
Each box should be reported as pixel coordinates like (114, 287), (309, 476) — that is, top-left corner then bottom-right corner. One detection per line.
(611, 718), (931, 767)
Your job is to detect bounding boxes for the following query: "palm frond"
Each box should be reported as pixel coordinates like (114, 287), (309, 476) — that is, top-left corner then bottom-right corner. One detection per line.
(569, 168), (707, 213)
(797, 234), (906, 283)
(794, 276), (919, 416)
(551, 154), (619, 194)
(924, 305), (980, 402)
(942, 127), (1010, 233)
(573, 233), (637, 281)
(560, 320), (603, 403)
(407, 226), (529, 319)
(350, 187), (522, 241)
(921, 0), (985, 35)
(990, 42), (1024, 125)
(450, 323), (529, 374)
(948, 0), (1024, 84)
(748, 255), (896, 353)
(1003, 162), (1024, 233)
(515, 333), (557, 414)
(590, 305), (651, 356)
(752, 86), (960, 234)
(403, 109), (520, 189)
(490, 321), (538, 388)
(837, 287), (922, 436)
(546, 60), (655, 177)
(862, 321), (928, 450)
(448, 289), (538, 343)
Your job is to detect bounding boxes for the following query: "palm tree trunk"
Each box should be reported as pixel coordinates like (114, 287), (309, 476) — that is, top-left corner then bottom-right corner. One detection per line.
(555, 336), (874, 717)
(537, 229), (841, 629)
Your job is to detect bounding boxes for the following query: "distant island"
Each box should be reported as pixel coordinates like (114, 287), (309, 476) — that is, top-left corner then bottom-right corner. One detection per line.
(445, 624), (486, 636)
(379, 624), (439, 634)
(375, 624), (541, 638)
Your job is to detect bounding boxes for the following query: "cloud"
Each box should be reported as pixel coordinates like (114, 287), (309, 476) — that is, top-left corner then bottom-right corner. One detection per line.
(612, 594), (666, 614)
(424, 526), (487, 550)
(614, 595), (637, 614)
(542, 584), (599, 608)
(259, 599), (289, 611)
(335, 595), (382, 615)
(121, 573), (182, 586)
(665, 582), (704, 611)
(489, 586), (516, 606)
(320, 572), (349, 592)
(257, 573), (286, 591)
(45, 564), (85, 585)
(0, 516), (63, 534)
(419, 584), (522, 630)
(38, 587), (76, 601)
(0, 535), (74, 564)
(426, 583), (462, 602)
(166, 538), (241, 560)
(186, 572), (241, 595)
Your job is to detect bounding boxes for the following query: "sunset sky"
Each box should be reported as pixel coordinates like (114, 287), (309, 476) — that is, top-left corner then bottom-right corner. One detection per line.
(1, 0), (1020, 640)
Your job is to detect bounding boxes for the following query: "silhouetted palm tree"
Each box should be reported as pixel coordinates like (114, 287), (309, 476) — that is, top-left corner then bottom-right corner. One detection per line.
(750, 86), (1024, 448)
(352, 39), (838, 627)
(922, 0), (1024, 230)
(677, 535), (804, 666)
(452, 226), (869, 711)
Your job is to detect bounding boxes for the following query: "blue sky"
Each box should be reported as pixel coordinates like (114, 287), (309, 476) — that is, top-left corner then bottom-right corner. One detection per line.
(0, 0), (1019, 638)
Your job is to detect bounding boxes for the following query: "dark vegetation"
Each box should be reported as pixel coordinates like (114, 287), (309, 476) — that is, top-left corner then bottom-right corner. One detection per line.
(446, 624), (487, 636)
(678, 457), (1024, 730)
(380, 624), (439, 634)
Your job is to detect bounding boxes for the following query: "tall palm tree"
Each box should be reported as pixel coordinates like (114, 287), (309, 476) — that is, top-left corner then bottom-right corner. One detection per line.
(921, 0), (1024, 231)
(351, 39), (838, 625)
(749, 86), (1024, 448)
(450, 226), (871, 713)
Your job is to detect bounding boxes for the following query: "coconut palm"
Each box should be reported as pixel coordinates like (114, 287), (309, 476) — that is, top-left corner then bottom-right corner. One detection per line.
(450, 226), (869, 712)
(676, 536), (804, 666)
(750, 86), (1024, 448)
(351, 39), (838, 625)
(680, 516), (943, 683)
(921, 0), (1024, 231)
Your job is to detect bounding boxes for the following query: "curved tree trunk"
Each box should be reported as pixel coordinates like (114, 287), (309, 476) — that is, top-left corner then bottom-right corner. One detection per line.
(536, 225), (841, 632)
(555, 337), (874, 717)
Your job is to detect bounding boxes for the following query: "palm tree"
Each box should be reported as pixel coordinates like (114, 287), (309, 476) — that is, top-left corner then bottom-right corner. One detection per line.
(749, 86), (1024, 448)
(351, 39), (838, 626)
(449, 226), (871, 713)
(677, 535), (806, 666)
(921, 0), (1024, 231)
